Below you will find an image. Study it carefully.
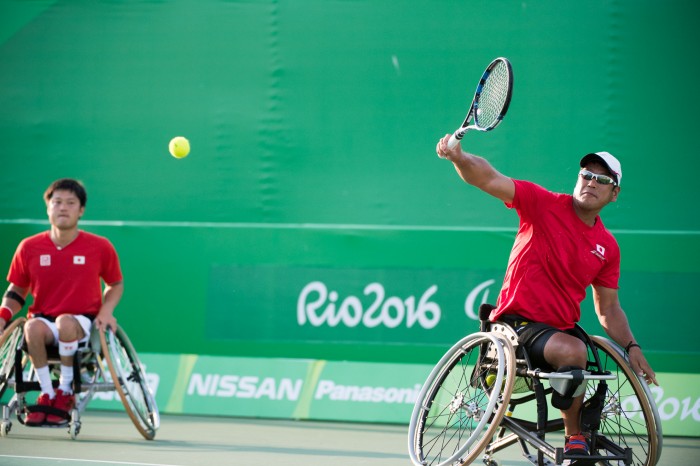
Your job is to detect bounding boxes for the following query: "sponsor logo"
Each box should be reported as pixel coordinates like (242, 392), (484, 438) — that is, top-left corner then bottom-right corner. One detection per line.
(591, 244), (606, 261)
(314, 380), (422, 404)
(187, 373), (303, 401)
(93, 372), (160, 402)
(40, 255), (51, 266)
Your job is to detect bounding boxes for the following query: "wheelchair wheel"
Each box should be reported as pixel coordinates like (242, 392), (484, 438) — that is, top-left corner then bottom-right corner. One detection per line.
(0, 318), (26, 399)
(590, 336), (662, 466)
(100, 326), (160, 440)
(408, 332), (516, 466)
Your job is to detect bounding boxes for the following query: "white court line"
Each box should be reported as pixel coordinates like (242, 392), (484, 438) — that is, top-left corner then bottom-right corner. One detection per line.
(0, 218), (516, 232)
(0, 455), (181, 466)
(1, 218), (699, 235)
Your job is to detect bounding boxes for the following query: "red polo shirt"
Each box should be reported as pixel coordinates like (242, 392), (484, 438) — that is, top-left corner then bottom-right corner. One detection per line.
(490, 180), (620, 330)
(8, 231), (122, 318)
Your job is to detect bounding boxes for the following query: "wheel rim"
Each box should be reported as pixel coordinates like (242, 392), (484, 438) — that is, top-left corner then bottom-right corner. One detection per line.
(409, 333), (515, 466)
(100, 327), (159, 439)
(590, 336), (661, 466)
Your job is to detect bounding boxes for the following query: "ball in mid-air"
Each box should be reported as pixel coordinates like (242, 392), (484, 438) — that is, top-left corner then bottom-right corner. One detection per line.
(169, 136), (190, 158)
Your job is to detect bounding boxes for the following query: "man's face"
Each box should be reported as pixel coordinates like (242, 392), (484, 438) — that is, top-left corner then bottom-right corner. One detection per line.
(573, 161), (619, 211)
(47, 189), (84, 230)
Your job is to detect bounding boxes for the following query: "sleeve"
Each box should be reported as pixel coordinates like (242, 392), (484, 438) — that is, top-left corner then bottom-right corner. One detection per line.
(508, 180), (549, 220)
(7, 240), (30, 288)
(100, 239), (123, 285)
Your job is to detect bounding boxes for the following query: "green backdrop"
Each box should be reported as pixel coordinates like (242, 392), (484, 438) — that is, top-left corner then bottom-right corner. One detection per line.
(1, 1), (699, 375)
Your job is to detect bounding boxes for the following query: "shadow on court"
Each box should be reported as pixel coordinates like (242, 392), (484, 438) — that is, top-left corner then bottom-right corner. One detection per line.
(0, 411), (697, 465)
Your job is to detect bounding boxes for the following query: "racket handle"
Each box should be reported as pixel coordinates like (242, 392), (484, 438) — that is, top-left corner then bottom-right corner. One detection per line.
(447, 132), (463, 149)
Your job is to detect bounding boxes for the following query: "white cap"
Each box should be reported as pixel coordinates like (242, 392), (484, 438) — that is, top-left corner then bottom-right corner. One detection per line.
(580, 151), (622, 186)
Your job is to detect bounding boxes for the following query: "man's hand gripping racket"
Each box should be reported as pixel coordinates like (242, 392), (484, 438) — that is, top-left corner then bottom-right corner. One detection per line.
(441, 57), (514, 155)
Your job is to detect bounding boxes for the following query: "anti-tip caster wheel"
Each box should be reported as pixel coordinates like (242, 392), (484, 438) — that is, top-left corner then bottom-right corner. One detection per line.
(0, 420), (11, 437)
(68, 409), (81, 440)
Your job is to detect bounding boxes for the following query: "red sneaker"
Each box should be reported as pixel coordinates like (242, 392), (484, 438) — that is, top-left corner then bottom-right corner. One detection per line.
(25, 393), (53, 426)
(565, 433), (590, 456)
(46, 389), (75, 425)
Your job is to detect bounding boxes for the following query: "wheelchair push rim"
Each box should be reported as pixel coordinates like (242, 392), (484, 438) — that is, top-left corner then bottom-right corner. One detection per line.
(0, 317), (26, 399)
(590, 335), (662, 466)
(100, 326), (160, 440)
(408, 332), (516, 466)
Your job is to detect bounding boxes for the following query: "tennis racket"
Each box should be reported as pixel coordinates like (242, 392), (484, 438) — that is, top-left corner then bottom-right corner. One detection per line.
(447, 57), (514, 149)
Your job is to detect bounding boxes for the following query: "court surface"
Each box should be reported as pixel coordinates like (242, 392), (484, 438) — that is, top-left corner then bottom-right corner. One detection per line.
(0, 411), (697, 465)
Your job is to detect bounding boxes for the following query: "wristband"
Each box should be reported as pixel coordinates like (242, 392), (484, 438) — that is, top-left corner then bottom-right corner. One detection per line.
(0, 306), (13, 322)
(625, 341), (641, 353)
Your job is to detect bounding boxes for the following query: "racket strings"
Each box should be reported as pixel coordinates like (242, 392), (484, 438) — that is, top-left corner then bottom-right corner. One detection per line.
(475, 62), (511, 128)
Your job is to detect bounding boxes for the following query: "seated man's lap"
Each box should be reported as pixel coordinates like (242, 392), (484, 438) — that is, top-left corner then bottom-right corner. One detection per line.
(499, 314), (584, 370)
(32, 315), (92, 345)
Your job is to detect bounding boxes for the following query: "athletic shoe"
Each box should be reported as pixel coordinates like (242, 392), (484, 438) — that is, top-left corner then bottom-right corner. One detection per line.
(47, 389), (75, 425)
(565, 433), (590, 456)
(25, 393), (53, 426)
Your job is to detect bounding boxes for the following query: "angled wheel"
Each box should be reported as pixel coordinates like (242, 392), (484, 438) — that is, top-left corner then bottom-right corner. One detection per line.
(408, 332), (516, 466)
(589, 336), (662, 466)
(100, 326), (160, 440)
(0, 318), (26, 399)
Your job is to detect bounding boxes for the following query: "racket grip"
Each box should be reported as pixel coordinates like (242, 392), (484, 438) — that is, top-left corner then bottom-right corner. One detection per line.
(447, 133), (461, 149)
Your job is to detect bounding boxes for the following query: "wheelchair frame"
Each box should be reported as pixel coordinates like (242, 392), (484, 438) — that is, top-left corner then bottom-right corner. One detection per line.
(408, 310), (662, 466)
(0, 317), (160, 440)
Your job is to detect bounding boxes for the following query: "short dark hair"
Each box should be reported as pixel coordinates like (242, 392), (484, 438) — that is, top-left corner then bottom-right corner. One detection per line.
(44, 178), (87, 207)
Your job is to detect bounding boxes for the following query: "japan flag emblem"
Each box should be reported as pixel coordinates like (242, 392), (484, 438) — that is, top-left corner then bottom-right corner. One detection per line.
(73, 256), (86, 265)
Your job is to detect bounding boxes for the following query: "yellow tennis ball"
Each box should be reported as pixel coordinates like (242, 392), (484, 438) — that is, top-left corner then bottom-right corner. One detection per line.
(169, 136), (190, 159)
(486, 374), (497, 387)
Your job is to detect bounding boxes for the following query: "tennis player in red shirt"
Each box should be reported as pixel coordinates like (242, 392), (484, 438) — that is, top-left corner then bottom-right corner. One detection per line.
(436, 137), (657, 456)
(0, 178), (123, 426)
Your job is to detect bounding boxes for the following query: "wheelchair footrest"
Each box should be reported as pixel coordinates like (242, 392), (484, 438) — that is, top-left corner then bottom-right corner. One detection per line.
(555, 447), (633, 466)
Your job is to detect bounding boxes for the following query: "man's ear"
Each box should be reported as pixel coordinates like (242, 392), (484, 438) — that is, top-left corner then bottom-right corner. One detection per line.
(611, 186), (620, 203)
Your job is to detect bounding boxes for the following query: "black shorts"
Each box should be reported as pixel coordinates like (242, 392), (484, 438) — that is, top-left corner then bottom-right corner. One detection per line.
(499, 314), (584, 370)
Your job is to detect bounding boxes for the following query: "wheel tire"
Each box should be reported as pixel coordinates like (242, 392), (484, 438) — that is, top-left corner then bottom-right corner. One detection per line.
(408, 332), (515, 466)
(100, 326), (160, 440)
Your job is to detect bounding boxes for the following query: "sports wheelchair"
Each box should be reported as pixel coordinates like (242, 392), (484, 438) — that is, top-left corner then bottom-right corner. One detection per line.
(0, 316), (159, 440)
(408, 305), (662, 466)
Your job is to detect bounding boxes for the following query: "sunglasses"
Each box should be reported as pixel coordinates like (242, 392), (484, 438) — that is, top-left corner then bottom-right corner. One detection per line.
(579, 169), (617, 186)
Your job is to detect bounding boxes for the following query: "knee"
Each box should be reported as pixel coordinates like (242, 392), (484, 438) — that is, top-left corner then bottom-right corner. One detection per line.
(24, 319), (52, 345)
(55, 314), (83, 340)
(557, 339), (588, 369)
(545, 335), (588, 369)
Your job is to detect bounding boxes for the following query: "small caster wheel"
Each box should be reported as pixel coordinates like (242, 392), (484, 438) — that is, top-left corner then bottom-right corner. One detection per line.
(0, 420), (11, 437)
(69, 409), (81, 440)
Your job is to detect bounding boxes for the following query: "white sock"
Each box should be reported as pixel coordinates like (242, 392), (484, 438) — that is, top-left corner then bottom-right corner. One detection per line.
(35, 366), (55, 398)
(58, 365), (74, 394)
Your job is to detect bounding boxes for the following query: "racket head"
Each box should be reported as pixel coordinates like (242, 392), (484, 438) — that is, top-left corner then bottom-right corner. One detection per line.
(473, 57), (513, 131)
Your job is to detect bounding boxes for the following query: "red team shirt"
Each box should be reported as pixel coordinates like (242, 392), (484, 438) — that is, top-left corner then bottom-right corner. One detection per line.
(7, 231), (122, 319)
(490, 180), (620, 330)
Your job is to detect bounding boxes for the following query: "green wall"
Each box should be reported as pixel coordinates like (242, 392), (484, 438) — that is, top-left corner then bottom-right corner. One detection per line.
(1, 1), (699, 374)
